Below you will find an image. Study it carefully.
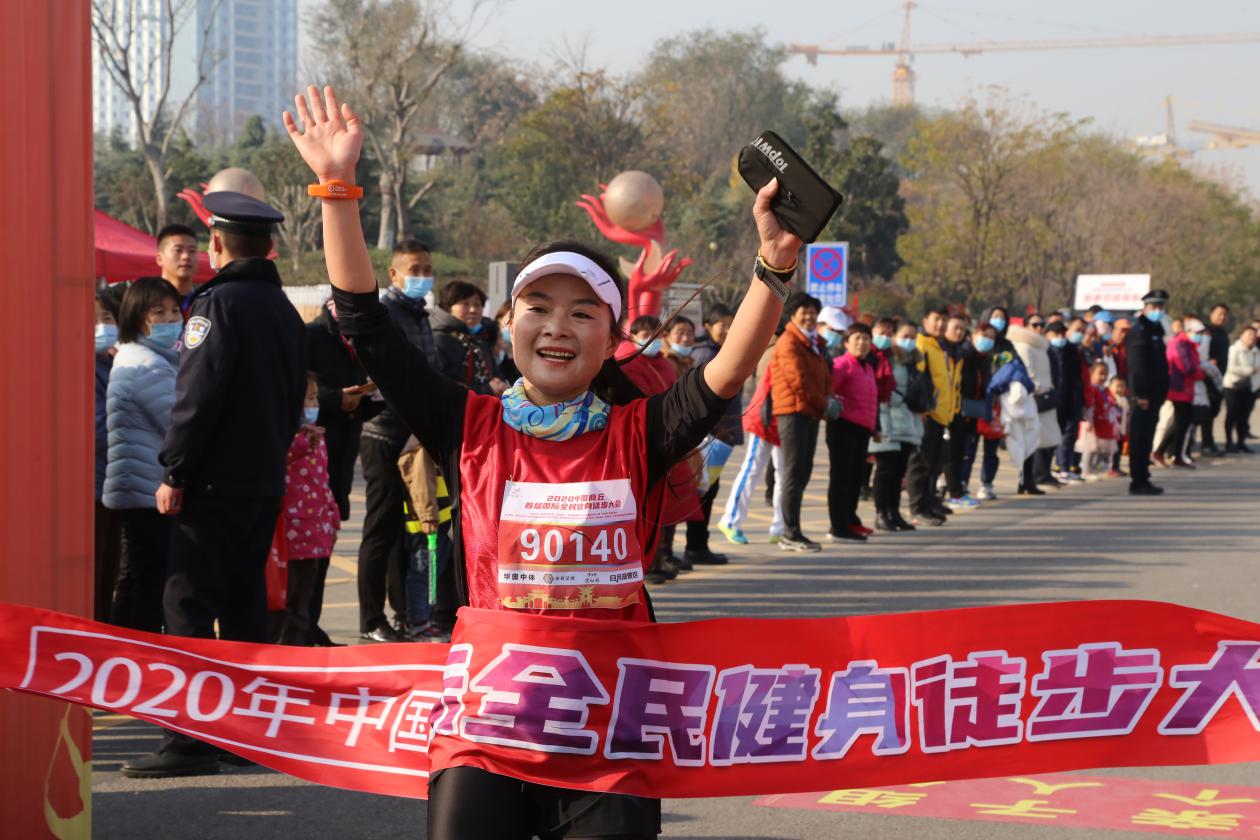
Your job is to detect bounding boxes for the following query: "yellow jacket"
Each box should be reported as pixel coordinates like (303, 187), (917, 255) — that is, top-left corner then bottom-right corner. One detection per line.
(916, 333), (961, 425)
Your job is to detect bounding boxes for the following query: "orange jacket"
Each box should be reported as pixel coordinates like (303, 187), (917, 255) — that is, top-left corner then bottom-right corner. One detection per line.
(770, 322), (832, 418)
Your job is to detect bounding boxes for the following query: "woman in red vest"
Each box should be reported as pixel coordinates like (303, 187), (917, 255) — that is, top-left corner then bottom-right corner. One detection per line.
(286, 86), (800, 840)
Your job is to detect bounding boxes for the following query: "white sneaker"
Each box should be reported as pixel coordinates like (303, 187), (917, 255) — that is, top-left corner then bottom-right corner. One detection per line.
(976, 483), (996, 501)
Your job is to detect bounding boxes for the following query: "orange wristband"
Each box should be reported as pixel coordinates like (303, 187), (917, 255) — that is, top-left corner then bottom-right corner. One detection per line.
(308, 179), (363, 200)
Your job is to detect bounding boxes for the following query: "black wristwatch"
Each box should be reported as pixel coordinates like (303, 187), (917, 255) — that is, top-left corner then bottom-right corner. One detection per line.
(753, 253), (796, 303)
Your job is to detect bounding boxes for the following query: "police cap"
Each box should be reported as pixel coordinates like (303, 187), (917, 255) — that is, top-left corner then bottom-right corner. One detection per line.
(1141, 289), (1170, 305)
(204, 191), (284, 237)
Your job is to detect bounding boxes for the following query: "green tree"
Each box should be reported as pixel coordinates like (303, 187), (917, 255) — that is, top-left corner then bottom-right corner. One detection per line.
(799, 93), (908, 283)
(491, 68), (648, 244)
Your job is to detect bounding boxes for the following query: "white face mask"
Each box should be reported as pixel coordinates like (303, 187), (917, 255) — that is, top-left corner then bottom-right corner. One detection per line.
(208, 241), (219, 271)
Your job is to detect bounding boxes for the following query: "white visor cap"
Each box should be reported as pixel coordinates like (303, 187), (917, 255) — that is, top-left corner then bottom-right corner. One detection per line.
(818, 305), (851, 332)
(511, 251), (622, 323)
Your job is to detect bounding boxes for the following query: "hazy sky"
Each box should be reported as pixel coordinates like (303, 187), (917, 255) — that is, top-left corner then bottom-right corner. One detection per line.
(300, 0), (1260, 194)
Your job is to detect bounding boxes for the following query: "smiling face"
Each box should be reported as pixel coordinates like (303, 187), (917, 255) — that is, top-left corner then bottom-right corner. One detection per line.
(846, 330), (871, 358)
(791, 305), (819, 334)
(510, 273), (620, 404)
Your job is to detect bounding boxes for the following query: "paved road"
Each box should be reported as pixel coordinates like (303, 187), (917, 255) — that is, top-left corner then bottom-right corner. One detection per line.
(92, 440), (1260, 839)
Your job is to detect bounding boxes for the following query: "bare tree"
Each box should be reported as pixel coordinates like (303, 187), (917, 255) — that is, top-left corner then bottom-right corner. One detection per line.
(308, 0), (487, 250)
(92, 0), (224, 227)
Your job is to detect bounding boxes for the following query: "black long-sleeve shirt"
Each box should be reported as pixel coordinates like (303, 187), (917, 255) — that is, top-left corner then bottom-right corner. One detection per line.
(331, 287), (730, 605)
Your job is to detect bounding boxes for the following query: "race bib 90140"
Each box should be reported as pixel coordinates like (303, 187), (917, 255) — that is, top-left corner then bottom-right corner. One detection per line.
(496, 479), (643, 611)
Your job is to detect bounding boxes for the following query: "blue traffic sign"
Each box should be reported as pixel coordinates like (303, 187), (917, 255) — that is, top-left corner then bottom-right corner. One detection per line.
(805, 242), (848, 307)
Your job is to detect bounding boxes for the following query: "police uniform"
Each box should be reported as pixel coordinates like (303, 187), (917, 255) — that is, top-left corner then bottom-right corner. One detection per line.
(1125, 288), (1171, 494)
(159, 192), (306, 642)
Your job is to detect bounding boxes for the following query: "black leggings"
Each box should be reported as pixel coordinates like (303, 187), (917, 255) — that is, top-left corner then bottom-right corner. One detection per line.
(826, 418), (871, 533)
(873, 444), (913, 515)
(1157, 401), (1194, 460)
(427, 766), (659, 840)
(1225, 387), (1252, 447)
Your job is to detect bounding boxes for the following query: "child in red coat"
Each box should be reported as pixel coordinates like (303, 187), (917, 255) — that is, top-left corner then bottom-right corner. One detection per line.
(1077, 362), (1118, 478)
(273, 373), (342, 645)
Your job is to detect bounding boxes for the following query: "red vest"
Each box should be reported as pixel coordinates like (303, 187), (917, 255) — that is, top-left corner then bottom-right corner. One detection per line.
(458, 393), (662, 622)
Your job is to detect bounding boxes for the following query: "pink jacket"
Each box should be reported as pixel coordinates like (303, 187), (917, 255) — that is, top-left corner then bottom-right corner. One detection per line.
(282, 429), (341, 560)
(832, 352), (878, 431)
(1166, 333), (1203, 404)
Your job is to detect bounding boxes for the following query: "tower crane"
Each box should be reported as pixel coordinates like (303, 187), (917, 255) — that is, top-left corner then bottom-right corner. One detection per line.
(789, 1), (1260, 106)
(1189, 121), (1260, 150)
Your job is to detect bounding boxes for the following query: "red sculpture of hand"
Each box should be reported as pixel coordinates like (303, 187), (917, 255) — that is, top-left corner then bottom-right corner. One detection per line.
(576, 183), (665, 249)
(630, 247), (692, 293)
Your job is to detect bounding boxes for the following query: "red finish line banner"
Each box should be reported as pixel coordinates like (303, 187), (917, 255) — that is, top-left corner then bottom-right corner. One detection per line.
(2, 600), (1260, 800)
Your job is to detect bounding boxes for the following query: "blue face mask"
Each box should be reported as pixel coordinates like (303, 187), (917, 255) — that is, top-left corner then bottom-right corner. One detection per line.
(975, 336), (995, 353)
(468, 321), (484, 336)
(148, 321), (183, 349)
(1068, 332), (1084, 345)
(1050, 337), (1067, 349)
(95, 323), (117, 353)
(500, 325), (512, 346)
(896, 337), (917, 353)
(1145, 309), (1164, 323)
(989, 317), (1007, 332)
(824, 330), (843, 351)
(303, 407), (320, 425)
(402, 276), (433, 300)
(670, 342), (693, 358)
(640, 338), (662, 357)
(871, 334), (892, 351)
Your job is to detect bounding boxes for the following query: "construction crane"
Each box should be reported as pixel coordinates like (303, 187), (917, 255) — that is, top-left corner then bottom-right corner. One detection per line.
(1133, 96), (1193, 160)
(790, 1), (1260, 106)
(1189, 120), (1260, 150)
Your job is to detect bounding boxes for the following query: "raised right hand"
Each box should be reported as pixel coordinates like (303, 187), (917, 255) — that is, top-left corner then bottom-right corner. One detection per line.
(283, 85), (363, 184)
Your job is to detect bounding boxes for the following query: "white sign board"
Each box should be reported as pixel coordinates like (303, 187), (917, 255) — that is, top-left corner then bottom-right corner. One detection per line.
(1074, 274), (1150, 312)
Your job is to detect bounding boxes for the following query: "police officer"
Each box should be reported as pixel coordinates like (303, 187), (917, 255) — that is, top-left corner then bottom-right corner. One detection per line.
(122, 192), (305, 778)
(1126, 289), (1171, 496)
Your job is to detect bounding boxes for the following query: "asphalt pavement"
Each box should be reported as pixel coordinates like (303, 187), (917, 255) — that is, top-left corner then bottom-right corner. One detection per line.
(91, 433), (1260, 839)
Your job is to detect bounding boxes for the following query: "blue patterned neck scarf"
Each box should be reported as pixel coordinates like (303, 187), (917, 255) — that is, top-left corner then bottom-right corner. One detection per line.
(500, 379), (610, 441)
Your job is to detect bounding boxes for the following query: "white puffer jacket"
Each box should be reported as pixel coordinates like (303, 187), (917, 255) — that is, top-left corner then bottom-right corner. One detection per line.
(1009, 325), (1061, 449)
(103, 338), (179, 510)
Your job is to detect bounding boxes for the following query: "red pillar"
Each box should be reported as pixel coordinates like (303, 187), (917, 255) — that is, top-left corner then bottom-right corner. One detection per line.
(0, 1), (95, 835)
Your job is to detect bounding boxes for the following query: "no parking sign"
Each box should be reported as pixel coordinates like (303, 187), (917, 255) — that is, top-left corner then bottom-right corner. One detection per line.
(806, 242), (848, 307)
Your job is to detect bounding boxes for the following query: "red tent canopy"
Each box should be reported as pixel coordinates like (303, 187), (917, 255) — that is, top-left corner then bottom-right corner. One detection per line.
(94, 208), (215, 284)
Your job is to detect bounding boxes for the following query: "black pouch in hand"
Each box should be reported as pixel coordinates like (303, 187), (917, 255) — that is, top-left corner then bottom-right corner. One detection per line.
(738, 130), (844, 243)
